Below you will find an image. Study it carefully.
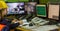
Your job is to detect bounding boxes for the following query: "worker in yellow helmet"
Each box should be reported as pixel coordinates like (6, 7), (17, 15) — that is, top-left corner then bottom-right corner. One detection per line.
(0, 1), (23, 31)
(0, 1), (9, 31)
(0, 1), (8, 19)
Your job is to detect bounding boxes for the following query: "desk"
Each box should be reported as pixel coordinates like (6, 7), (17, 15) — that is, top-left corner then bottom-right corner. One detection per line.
(17, 25), (59, 31)
(10, 29), (15, 31)
(30, 25), (59, 31)
(16, 27), (31, 31)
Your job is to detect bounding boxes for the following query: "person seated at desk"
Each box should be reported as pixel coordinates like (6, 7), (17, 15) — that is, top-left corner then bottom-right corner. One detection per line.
(0, 8), (23, 31)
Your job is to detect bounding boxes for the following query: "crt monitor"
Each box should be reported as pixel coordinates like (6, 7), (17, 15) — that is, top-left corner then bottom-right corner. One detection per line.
(36, 5), (47, 17)
(25, 2), (36, 14)
(7, 2), (26, 15)
(48, 3), (59, 20)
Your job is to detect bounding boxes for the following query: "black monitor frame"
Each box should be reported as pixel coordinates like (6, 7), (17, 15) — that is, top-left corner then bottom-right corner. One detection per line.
(6, 2), (27, 15)
(48, 3), (60, 21)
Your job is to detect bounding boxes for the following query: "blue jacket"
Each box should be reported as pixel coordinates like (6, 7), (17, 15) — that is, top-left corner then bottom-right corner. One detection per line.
(1, 18), (20, 31)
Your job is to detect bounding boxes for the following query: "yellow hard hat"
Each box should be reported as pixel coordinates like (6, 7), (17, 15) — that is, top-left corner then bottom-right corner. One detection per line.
(0, 1), (8, 8)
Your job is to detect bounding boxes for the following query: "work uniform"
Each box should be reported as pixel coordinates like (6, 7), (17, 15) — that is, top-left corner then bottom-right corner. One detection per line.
(0, 18), (20, 31)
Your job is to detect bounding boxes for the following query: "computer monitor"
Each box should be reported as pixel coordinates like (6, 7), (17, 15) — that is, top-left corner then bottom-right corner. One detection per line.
(48, 3), (59, 20)
(7, 2), (26, 15)
(36, 5), (47, 17)
(25, 2), (37, 14)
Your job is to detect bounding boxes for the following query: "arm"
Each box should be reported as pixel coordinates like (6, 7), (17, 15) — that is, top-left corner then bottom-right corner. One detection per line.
(10, 19), (23, 29)
(1, 19), (11, 25)
(10, 23), (20, 29)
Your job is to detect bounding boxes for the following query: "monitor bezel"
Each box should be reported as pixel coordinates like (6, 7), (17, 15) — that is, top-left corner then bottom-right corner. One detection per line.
(36, 4), (47, 19)
(25, 2), (37, 15)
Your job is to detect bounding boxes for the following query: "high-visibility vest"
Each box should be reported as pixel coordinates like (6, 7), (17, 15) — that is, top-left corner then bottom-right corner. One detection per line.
(0, 24), (6, 31)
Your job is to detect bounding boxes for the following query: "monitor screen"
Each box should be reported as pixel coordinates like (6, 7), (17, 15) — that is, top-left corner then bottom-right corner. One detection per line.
(7, 3), (25, 15)
(25, 2), (36, 14)
(36, 5), (47, 17)
(48, 4), (59, 20)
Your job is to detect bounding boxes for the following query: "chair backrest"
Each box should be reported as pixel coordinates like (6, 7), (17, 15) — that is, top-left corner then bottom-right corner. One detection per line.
(0, 24), (6, 31)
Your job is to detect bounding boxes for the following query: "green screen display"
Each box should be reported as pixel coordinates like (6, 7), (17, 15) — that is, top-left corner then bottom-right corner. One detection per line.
(5, 0), (29, 2)
(36, 5), (46, 17)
